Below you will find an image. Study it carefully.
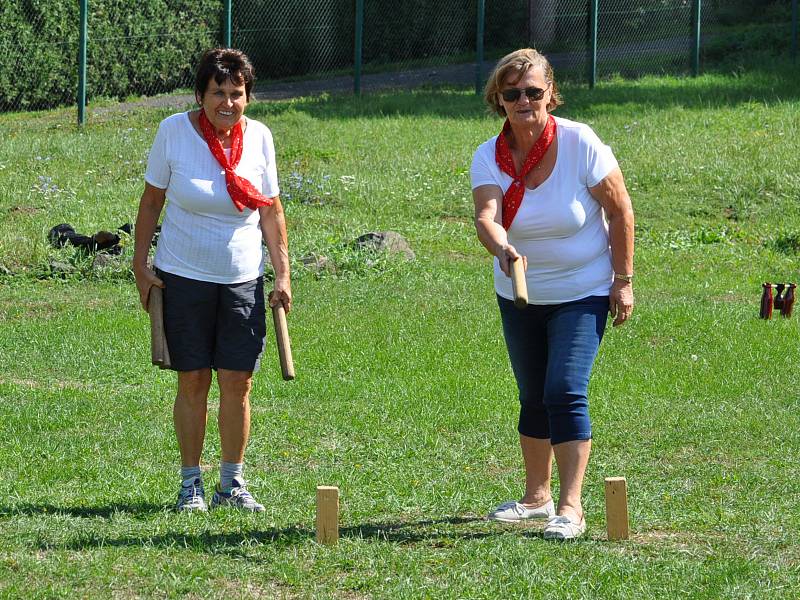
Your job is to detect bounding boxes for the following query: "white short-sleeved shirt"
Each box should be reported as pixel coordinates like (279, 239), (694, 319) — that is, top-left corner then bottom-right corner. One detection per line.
(470, 116), (619, 304)
(144, 112), (280, 284)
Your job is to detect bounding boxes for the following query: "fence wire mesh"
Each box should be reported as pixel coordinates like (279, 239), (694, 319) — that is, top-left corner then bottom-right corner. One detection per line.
(0, 1), (795, 116)
(233, 0), (353, 83)
(86, 2), (220, 100)
(483, 0), (590, 82)
(0, 3), (78, 112)
(362, 0), (477, 76)
(598, 1), (695, 78)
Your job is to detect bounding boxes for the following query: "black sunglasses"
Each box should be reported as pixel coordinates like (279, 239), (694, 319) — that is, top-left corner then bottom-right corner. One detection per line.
(500, 86), (548, 102)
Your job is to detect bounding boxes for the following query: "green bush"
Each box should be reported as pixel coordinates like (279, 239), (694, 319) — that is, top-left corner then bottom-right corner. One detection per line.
(709, 0), (790, 26)
(1, 0), (794, 112)
(0, 0), (221, 111)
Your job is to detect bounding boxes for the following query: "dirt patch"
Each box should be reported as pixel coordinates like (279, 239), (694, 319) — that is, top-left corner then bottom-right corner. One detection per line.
(0, 377), (90, 391)
(8, 206), (41, 215)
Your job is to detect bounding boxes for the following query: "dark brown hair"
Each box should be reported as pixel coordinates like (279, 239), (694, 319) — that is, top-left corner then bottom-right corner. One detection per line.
(483, 48), (563, 117)
(194, 48), (256, 102)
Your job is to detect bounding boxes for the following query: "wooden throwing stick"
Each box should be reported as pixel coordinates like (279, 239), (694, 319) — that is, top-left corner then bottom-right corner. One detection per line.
(270, 293), (295, 381)
(510, 257), (528, 309)
(148, 285), (171, 369)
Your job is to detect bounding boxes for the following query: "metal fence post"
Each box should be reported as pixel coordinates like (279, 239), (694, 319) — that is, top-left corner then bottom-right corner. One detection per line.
(476, 0), (485, 95)
(354, 0), (364, 95)
(78, 0), (88, 125)
(792, 0), (798, 62)
(692, 0), (702, 76)
(224, 0), (232, 47)
(588, 0), (598, 88)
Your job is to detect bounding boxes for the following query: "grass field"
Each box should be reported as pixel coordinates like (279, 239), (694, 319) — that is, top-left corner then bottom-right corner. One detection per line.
(1, 63), (799, 598)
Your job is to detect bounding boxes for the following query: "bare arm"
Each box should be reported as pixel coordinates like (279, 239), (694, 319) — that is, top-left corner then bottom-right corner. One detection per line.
(259, 196), (292, 312)
(132, 183), (166, 311)
(589, 167), (635, 326)
(473, 184), (527, 276)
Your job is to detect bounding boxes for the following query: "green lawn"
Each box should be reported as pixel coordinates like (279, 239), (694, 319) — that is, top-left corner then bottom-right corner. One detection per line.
(0, 64), (799, 598)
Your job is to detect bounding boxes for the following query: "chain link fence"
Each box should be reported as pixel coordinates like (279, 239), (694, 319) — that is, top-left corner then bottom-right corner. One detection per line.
(233, 0), (353, 83)
(87, 1), (219, 99)
(596, 1), (697, 78)
(0, 3), (78, 112)
(485, 0), (590, 81)
(0, 1), (219, 114)
(0, 1), (796, 117)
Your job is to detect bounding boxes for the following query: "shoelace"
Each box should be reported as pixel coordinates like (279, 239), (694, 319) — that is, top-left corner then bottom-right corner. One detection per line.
(181, 483), (204, 503)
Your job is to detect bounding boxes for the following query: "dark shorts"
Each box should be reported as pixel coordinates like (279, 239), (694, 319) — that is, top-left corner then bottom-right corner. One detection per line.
(157, 269), (267, 372)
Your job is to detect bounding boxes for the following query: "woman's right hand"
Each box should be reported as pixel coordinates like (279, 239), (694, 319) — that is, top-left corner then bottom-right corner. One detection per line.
(496, 243), (528, 277)
(133, 264), (164, 311)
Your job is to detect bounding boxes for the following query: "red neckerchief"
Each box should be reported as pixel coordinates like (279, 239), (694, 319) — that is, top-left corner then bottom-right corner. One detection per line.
(495, 115), (557, 230)
(198, 109), (274, 212)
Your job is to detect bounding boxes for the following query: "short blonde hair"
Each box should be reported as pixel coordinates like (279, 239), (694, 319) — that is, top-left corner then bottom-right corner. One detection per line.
(483, 48), (563, 117)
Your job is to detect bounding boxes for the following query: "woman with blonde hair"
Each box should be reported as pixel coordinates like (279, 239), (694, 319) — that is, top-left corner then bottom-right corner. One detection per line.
(471, 48), (634, 539)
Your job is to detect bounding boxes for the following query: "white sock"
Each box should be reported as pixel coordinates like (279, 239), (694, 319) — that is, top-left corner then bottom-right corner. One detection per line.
(181, 465), (201, 484)
(220, 461), (244, 490)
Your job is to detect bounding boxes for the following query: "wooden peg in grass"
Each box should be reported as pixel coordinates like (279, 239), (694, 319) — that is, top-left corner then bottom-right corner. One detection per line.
(604, 477), (629, 540)
(316, 486), (339, 545)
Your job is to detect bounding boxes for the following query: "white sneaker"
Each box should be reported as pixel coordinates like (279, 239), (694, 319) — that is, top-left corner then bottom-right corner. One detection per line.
(487, 499), (555, 522)
(175, 477), (208, 512)
(543, 514), (586, 540)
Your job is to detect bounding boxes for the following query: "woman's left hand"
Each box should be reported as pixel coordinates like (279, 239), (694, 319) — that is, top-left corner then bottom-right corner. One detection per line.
(609, 279), (633, 326)
(269, 277), (292, 313)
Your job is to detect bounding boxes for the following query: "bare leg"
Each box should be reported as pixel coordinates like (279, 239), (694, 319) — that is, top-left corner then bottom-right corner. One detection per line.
(519, 434), (554, 506)
(217, 368), (253, 463)
(552, 439), (591, 521)
(174, 369), (212, 467)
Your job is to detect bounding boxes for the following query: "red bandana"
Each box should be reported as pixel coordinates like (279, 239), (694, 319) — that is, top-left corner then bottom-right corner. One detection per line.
(495, 115), (557, 230)
(198, 109), (274, 212)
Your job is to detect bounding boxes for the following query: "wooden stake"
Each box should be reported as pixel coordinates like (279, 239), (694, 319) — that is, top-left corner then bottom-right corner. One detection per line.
(316, 486), (339, 545)
(604, 477), (629, 540)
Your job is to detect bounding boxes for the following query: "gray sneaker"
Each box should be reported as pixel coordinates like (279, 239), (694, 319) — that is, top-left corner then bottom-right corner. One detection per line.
(176, 477), (208, 512)
(210, 476), (265, 512)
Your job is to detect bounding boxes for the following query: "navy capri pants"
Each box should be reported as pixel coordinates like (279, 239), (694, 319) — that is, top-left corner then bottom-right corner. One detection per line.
(498, 294), (608, 445)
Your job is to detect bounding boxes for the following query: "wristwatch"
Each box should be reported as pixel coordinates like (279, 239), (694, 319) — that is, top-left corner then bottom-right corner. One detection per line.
(614, 272), (634, 283)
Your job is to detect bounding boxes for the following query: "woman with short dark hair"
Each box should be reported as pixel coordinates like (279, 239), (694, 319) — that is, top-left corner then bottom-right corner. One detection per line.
(472, 48), (634, 539)
(133, 48), (290, 512)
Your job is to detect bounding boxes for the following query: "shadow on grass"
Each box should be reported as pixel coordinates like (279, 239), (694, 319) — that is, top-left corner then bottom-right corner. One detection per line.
(26, 514), (549, 555)
(0, 502), (166, 519)
(247, 62), (800, 123)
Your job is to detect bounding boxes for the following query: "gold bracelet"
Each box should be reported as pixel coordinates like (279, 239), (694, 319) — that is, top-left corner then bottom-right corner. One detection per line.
(614, 272), (633, 283)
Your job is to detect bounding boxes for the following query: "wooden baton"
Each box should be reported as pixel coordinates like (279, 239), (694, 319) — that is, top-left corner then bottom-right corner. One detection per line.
(148, 285), (171, 369)
(510, 257), (528, 309)
(270, 295), (295, 381)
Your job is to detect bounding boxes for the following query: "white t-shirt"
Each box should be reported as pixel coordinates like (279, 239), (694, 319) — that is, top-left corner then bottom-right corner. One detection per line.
(144, 112), (280, 284)
(470, 116), (618, 304)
